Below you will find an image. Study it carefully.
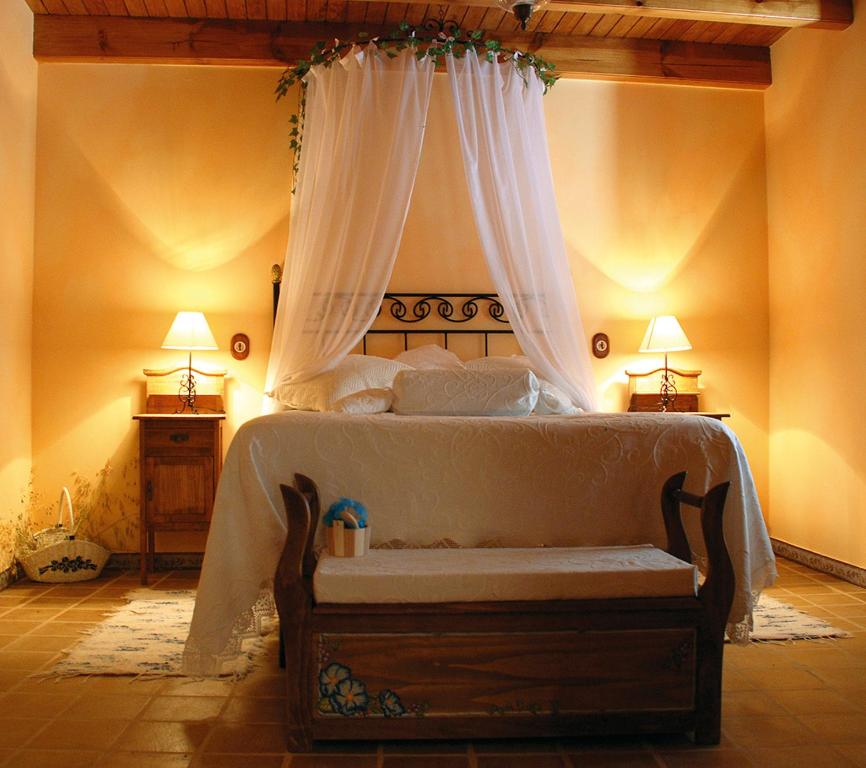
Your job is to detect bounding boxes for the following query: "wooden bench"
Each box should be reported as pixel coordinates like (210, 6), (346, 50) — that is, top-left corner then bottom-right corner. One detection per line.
(274, 471), (734, 751)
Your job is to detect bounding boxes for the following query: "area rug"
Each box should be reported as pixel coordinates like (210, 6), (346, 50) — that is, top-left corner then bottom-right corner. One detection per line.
(45, 589), (270, 679)
(750, 594), (851, 641)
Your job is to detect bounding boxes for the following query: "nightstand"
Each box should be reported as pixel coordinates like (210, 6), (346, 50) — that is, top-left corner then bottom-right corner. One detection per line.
(133, 413), (225, 584)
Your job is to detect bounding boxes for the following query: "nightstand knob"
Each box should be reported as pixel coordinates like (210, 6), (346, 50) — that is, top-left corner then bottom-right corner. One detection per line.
(145, 480), (153, 501)
(169, 432), (190, 443)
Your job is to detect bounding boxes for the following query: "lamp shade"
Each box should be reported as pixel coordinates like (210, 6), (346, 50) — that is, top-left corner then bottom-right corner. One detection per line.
(639, 315), (692, 353)
(161, 311), (218, 351)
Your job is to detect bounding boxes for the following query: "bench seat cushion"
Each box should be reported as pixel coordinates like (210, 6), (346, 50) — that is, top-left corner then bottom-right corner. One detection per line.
(313, 545), (698, 604)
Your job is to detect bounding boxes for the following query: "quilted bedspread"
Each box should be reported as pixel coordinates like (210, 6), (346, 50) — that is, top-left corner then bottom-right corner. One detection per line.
(182, 411), (776, 676)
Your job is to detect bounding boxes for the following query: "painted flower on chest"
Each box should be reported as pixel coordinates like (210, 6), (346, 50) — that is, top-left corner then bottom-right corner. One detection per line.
(378, 688), (406, 717)
(333, 677), (369, 714)
(319, 662), (351, 697)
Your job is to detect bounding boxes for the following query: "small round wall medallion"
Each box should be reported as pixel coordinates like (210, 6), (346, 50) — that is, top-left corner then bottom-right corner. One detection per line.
(231, 333), (250, 361)
(592, 332), (610, 359)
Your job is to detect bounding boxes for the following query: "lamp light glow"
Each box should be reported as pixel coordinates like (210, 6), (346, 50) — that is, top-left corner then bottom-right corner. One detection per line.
(161, 311), (218, 414)
(639, 315), (692, 412)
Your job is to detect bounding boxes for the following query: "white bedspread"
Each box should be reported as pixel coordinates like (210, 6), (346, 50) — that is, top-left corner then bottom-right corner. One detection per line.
(182, 411), (776, 676)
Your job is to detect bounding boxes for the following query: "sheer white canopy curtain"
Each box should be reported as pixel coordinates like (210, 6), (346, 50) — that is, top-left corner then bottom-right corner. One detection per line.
(266, 45), (597, 411)
(447, 52), (597, 412)
(265, 48), (434, 398)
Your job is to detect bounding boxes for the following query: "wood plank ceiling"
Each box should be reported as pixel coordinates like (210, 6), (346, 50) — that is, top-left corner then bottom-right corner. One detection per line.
(23, 0), (854, 89)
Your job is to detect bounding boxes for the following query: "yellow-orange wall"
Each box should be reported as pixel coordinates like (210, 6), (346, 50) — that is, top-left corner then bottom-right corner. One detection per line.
(0, 0), (37, 574)
(31, 64), (292, 551)
(26, 64), (770, 554)
(765, 11), (866, 567)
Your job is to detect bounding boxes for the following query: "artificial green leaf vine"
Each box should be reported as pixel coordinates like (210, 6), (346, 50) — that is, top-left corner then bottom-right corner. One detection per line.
(275, 21), (559, 192)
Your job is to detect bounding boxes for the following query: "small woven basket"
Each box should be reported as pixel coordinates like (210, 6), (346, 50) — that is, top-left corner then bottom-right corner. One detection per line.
(19, 488), (110, 583)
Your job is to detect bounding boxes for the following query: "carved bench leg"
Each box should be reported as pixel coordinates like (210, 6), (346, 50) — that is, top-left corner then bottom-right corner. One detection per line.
(276, 483), (315, 752)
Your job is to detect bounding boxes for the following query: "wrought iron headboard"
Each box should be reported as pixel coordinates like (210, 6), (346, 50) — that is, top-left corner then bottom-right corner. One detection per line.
(365, 293), (511, 356)
(271, 266), (513, 356)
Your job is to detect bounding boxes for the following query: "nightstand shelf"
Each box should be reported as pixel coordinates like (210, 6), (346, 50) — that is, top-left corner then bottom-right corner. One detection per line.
(133, 413), (224, 584)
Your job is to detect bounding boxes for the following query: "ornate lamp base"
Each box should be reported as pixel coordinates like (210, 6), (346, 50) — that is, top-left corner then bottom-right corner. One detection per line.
(176, 353), (199, 414)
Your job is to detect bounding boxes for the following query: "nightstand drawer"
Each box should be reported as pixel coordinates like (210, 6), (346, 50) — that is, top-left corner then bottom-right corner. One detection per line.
(142, 424), (217, 453)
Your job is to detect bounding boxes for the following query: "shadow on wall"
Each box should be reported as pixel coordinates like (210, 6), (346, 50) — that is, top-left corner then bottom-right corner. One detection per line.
(548, 80), (768, 425)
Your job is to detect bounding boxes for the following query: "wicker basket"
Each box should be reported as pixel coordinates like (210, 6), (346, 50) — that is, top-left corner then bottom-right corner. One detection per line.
(19, 488), (110, 583)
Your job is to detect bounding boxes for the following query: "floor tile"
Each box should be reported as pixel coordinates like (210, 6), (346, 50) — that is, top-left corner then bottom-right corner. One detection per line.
(795, 713), (866, 744)
(2, 749), (100, 768)
(0, 651), (58, 672)
(836, 745), (866, 767)
(96, 752), (194, 767)
(203, 723), (287, 753)
(744, 745), (859, 768)
(61, 692), (152, 719)
(32, 718), (131, 751)
(658, 749), (758, 767)
(142, 695), (226, 721)
(0, 691), (78, 718)
(769, 687), (863, 715)
(0, 718), (49, 749)
(722, 715), (822, 748)
(161, 678), (234, 698)
(220, 696), (285, 723)
(2, 634), (76, 653)
(111, 721), (211, 753)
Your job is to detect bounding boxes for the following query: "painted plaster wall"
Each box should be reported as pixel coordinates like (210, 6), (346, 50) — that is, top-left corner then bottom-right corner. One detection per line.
(30, 65), (770, 554)
(765, 11), (866, 567)
(31, 65), (293, 552)
(0, 0), (37, 574)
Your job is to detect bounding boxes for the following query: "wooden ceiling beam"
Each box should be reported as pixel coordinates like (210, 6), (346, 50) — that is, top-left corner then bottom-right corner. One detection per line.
(24, 0), (853, 29)
(33, 15), (771, 89)
(320, 0), (853, 30)
(555, 0), (852, 29)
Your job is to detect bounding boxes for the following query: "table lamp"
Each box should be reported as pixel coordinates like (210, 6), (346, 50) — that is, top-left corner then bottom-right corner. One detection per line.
(639, 315), (692, 412)
(161, 311), (218, 414)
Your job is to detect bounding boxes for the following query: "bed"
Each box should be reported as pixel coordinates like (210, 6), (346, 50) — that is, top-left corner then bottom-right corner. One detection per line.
(182, 293), (776, 680)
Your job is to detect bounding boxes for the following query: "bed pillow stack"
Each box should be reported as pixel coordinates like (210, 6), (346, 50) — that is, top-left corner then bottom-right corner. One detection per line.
(274, 355), (408, 413)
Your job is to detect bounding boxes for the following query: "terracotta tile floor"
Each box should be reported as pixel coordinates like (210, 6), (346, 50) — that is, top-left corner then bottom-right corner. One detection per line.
(0, 557), (864, 767)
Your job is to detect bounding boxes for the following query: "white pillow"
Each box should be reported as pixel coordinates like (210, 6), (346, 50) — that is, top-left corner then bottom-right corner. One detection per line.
(394, 344), (465, 370)
(331, 388), (394, 415)
(274, 356), (409, 412)
(392, 369), (539, 416)
(465, 356), (580, 415)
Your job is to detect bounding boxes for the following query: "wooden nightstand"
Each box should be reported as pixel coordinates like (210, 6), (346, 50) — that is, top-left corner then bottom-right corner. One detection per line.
(133, 414), (225, 584)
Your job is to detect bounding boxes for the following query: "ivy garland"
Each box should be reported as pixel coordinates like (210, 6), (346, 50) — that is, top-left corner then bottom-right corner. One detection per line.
(275, 21), (559, 191)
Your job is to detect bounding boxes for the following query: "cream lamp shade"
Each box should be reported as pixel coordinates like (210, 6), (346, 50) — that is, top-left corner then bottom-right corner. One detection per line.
(161, 311), (218, 351)
(639, 315), (692, 354)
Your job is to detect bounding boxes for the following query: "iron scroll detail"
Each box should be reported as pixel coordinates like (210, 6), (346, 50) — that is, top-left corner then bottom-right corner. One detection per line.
(381, 294), (509, 325)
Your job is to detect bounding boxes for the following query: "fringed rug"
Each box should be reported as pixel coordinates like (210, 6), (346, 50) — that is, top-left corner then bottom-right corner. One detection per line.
(751, 594), (851, 641)
(45, 589), (269, 679)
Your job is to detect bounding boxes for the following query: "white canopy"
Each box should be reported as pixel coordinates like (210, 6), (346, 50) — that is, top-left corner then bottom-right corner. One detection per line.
(266, 47), (597, 412)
